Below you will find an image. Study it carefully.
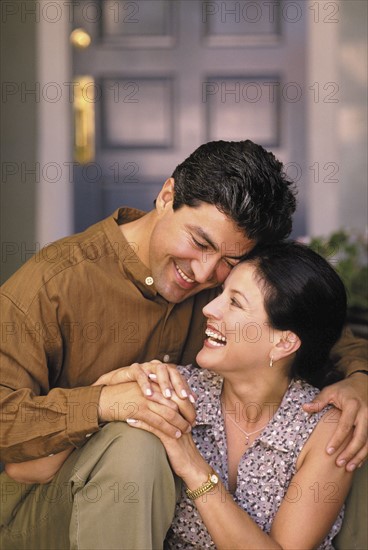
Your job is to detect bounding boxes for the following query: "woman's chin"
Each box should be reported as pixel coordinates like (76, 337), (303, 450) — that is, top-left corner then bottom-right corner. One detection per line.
(196, 346), (221, 371)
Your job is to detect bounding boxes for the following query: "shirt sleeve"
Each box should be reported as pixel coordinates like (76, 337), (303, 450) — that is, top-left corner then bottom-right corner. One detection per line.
(329, 326), (368, 375)
(0, 292), (102, 462)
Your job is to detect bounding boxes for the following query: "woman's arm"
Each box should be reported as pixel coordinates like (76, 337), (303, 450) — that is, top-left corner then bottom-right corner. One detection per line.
(5, 447), (74, 484)
(128, 405), (353, 550)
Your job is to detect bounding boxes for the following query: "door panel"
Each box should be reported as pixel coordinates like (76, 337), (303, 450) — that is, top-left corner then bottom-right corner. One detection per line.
(72, 0), (306, 235)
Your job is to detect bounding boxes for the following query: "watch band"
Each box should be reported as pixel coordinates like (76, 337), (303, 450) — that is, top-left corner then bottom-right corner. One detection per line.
(185, 470), (219, 500)
(347, 369), (368, 378)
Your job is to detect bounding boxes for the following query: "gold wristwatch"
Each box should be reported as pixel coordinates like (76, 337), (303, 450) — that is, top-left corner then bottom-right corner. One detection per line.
(185, 470), (219, 500)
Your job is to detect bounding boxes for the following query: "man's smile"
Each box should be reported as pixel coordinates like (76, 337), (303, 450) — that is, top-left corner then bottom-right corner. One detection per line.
(174, 263), (196, 288)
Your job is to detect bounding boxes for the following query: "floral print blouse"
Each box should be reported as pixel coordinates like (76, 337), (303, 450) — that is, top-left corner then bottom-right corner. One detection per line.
(165, 366), (344, 549)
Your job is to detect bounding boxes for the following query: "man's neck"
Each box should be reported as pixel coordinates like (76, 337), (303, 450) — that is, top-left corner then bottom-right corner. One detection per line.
(119, 210), (156, 268)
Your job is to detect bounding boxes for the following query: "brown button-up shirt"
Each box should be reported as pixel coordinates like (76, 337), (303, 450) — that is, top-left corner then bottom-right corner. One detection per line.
(0, 208), (366, 462)
(0, 208), (213, 461)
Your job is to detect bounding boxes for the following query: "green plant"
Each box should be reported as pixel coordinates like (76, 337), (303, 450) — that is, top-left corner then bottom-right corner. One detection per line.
(308, 230), (368, 310)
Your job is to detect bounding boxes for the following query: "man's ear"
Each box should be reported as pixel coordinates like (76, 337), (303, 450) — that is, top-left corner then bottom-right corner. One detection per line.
(156, 178), (175, 212)
(271, 331), (301, 363)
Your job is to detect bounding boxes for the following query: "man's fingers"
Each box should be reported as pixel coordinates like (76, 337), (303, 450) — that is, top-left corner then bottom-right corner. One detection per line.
(343, 442), (368, 472)
(335, 414), (368, 470)
(303, 386), (333, 413)
(302, 400), (327, 414)
(323, 401), (359, 464)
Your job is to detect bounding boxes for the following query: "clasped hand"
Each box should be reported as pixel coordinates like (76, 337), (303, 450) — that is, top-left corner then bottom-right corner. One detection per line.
(95, 360), (197, 439)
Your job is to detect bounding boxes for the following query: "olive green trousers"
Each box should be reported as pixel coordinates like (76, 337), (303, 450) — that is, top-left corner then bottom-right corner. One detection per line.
(0, 423), (179, 550)
(1, 423), (366, 549)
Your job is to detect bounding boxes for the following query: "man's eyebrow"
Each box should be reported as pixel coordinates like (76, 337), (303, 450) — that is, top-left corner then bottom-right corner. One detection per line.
(187, 225), (218, 251)
(187, 225), (245, 260)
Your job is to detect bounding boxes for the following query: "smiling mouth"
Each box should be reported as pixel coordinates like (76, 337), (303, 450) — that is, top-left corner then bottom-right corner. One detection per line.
(175, 264), (195, 284)
(205, 326), (227, 346)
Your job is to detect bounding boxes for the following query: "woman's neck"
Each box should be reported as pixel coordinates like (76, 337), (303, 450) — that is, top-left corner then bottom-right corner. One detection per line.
(221, 371), (291, 428)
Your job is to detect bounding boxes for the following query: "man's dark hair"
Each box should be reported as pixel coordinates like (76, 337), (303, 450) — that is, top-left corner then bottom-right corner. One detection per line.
(171, 140), (297, 243)
(244, 241), (347, 388)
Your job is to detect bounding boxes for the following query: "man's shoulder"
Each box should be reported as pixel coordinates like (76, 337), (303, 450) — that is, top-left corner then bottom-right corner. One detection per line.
(1, 216), (113, 313)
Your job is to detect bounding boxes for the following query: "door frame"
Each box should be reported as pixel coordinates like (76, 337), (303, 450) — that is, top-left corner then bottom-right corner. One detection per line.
(36, 0), (342, 244)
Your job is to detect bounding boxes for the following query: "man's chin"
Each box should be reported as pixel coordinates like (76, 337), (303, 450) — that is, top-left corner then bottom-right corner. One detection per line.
(156, 282), (199, 304)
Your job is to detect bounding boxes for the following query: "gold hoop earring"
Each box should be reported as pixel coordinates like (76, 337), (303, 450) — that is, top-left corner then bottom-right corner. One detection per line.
(269, 356), (273, 368)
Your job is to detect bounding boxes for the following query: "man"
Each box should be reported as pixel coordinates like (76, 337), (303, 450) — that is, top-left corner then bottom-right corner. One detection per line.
(1, 141), (367, 549)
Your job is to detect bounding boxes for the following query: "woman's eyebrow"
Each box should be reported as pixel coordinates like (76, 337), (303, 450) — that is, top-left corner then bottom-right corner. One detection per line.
(232, 289), (250, 304)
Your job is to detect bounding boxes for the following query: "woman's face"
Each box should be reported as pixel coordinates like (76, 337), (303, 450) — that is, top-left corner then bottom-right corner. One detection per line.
(196, 262), (277, 376)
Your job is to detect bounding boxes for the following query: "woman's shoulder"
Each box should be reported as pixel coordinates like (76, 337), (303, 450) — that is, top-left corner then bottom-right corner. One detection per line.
(177, 365), (222, 394)
(288, 378), (320, 400)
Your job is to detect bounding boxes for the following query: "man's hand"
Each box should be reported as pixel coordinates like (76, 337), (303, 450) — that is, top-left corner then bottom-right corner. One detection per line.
(98, 381), (195, 438)
(303, 373), (368, 471)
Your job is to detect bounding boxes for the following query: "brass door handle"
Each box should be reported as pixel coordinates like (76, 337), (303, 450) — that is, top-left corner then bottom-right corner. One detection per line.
(73, 76), (95, 164)
(70, 28), (91, 49)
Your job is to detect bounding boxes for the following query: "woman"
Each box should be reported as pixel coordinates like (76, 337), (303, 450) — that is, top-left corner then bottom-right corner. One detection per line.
(5, 242), (354, 549)
(123, 241), (354, 549)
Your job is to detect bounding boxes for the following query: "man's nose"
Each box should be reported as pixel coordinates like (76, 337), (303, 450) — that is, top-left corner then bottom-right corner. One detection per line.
(191, 257), (218, 284)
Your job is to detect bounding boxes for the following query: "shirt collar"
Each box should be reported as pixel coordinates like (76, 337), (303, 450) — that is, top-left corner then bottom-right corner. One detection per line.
(103, 207), (159, 300)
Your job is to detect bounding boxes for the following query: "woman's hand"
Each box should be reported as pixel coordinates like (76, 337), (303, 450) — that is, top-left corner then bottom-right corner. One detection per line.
(303, 373), (368, 470)
(93, 360), (195, 401)
(125, 386), (206, 482)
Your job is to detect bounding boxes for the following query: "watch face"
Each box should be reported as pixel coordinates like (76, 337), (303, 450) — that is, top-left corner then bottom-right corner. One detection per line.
(210, 474), (219, 484)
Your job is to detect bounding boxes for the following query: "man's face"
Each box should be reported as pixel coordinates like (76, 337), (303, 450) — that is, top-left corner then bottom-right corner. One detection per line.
(149, 199), (256, 303)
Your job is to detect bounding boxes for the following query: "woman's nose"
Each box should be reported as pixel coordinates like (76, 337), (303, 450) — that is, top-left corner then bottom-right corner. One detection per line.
(203, 294), (224, 319)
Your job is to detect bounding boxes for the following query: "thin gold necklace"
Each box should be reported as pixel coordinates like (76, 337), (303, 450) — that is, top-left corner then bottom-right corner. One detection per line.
(226, 413), (268, 445)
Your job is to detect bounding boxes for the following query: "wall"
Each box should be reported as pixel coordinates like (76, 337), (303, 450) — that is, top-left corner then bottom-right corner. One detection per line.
(1, 0), (367, 284)
(306, 0), (367, 237)
(1, 1), (37, 283)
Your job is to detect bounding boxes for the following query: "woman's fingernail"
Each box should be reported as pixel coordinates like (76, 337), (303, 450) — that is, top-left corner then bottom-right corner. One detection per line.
(189, 395), (196, 404)
(148, 373), (157, 380)
(126, 418), (138, 425)
(145, 388), (152, 396)
(181, 389), (188, 398)
(164, 389), (172, 398)
(175, 430), (182, 439)
(337, 459), (346, 467)
(327, 447), (335, 455)
(347, 463), (356, 472)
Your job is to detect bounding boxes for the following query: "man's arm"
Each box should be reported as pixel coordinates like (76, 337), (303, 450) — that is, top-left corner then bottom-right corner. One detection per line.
(303, 327), (368, 471)
(330, 326), (368, 376)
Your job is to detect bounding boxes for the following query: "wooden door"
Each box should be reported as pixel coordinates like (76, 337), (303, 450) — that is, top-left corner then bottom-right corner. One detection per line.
(72, 0), (306, 235)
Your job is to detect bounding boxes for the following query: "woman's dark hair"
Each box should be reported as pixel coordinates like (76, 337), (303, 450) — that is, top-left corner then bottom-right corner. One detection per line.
(171, 140), (296, 244)
(243, 241), (347, 388)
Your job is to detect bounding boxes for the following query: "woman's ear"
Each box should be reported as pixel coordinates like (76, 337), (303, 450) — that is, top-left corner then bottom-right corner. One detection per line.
(155, 178), (175, 212)
(271, 331), (301, 363)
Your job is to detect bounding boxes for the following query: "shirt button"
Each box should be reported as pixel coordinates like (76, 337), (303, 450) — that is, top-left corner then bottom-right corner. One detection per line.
(163, 354), (170, 363)
(85, 433), (93, 438)
(145, 276), (154, 286)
